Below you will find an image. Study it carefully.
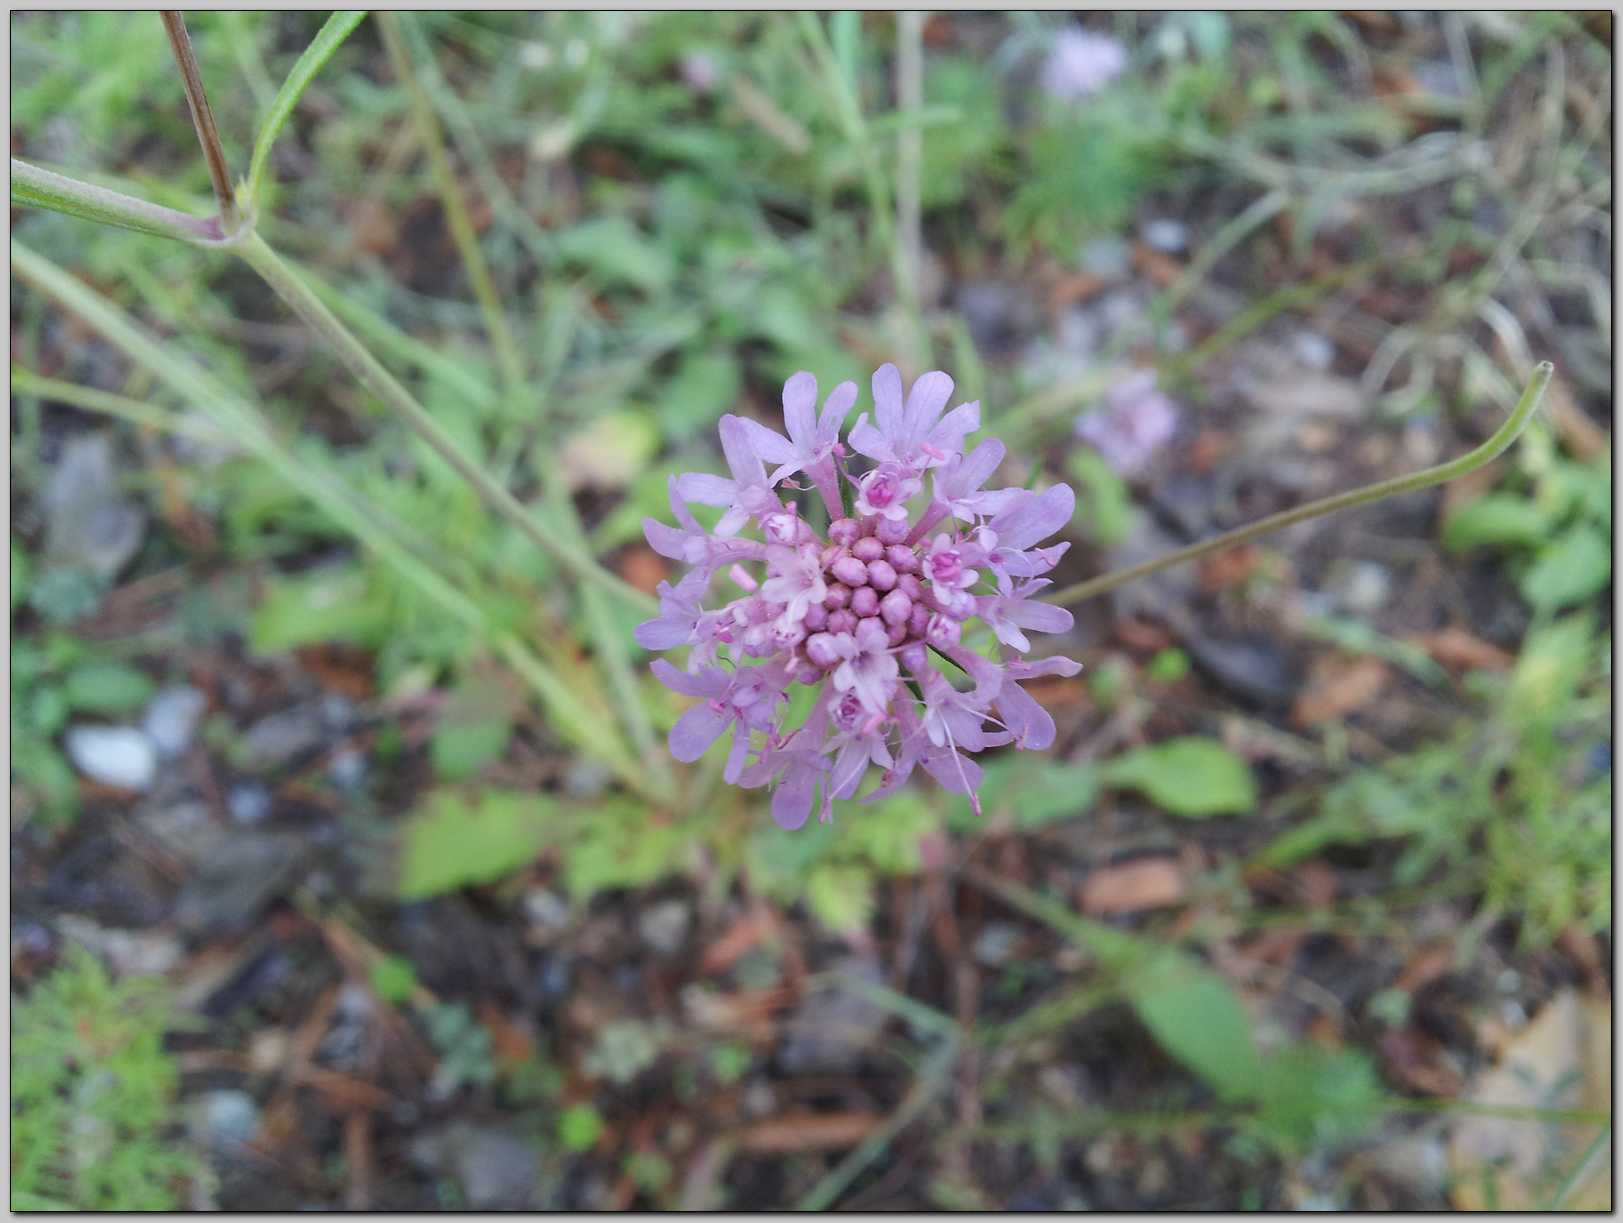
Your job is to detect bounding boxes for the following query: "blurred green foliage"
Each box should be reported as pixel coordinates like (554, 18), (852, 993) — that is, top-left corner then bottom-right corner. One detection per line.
(11, 948), (200, 1210)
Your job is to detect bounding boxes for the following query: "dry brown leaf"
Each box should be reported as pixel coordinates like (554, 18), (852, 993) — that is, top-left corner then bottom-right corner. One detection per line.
(1543, 376), (1608, 463)
(1078, 857), (1186, 916)
(736, 1111), (882, 1154)
(1448, 990), (1612, 1211)
(1409, 626), (1515, 674)
(1291, 654), (1392, 727)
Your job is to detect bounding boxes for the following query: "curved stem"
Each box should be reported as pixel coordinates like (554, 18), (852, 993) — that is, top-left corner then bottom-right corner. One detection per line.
(233, 232), (656, 615)
(1046, 362), (1554, 609)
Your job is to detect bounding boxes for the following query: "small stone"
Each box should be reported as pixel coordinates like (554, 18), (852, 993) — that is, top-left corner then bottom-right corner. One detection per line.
(1078, 236), (1133, 280)
(141, 687), (207, 760)
(1141, 218), (1189, 253)
(524, 888), (570, 933)
(240, 707), (322, 771)
(780, 956), (888, 1074)
(972, 922), (1021, 967)
(227, 782), (273, 826)
(328, 747), (367, 791)
(637, 898), (691, 957)
(42, 435), (146, 581)
(413, 1123), (540, 1210)
(174, 833), (303, 936)
(1290, 328), (1336, 371)
(1325, 559), (1393, 617)
(188, 1089), (260, 1152)
(64, 725), (156, 791)
(55, 915), (182, 978)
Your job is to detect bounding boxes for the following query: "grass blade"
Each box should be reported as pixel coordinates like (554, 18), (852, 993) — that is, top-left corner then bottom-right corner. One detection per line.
(246, 10), (369, 205)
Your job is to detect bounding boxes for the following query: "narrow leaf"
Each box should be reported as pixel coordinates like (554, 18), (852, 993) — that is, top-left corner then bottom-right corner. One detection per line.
(246, 11), (369, 204)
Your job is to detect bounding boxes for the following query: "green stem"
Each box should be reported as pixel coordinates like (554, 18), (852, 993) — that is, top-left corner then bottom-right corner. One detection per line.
(8, 367), (226, 445)
(233, 231), (655, 615)
(1045, 362), (1553, 608)
(377, 11), (526, 401)
(9, 158), (228, 246)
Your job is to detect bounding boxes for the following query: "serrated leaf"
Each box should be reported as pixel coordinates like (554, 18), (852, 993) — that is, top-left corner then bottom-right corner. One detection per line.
(1442, 493), (1551, 552)
(1519, 527), (1610, 612)
(61, 661), (154, 716)
(250, 566), (392, 654)
(1101, 737), (1257, 816)
(398, 790), (558, 900)
(1247, 1046), (1383, 1152)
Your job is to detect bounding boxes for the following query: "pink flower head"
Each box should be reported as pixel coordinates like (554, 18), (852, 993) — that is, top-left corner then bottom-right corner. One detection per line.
(639, 364), (1079, 827)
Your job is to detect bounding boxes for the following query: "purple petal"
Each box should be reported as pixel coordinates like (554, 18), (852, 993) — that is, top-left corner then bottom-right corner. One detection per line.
(782, 371), (818, 448)
(921, 746), (983, 795)
(872, 363), (905, 436)
(995, 680), (1057, 751)
(771, 766), (818, 830)
(1009, 601), (1074, 635)
(993, 483), (1076, 551)
(1010, 655), (1083, 680)
(675, 472), (736, 506)
(818, 381), (858, 438)
(847, 415), (888, 462)
(903, 370), (954, 438)
(651, 659), (728, 697)
(643, 517), (693, 560)
(635, 615), (694, 650)
(718, 415), (764, 486)
(669, 704), (729, 762)
(944, 437), (1005, 497)
(924, 401), (980, 455)
(738, 418), (797, 468)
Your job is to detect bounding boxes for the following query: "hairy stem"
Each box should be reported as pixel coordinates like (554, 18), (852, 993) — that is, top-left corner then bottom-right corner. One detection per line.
(1046, 362), (1553, 608)
(160, 11), (240, 230)
(10, 158), (227, 246)
(234, 232), (655, 614)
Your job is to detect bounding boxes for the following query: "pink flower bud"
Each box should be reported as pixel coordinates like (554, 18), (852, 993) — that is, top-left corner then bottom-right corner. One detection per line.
(898, 573), (924, 600)
(866, 559), (897, 591)
(824, 583), (851, 610)
(850, 586), (879, 617)
(886, 620), (909, 646)
(828, 517), (861, 546)
(876, 515), (910, 544)
(805, 632), (842, 668)
(771, 620), (806, 650)
(880, 589), (912, 625)
(802, 603), (828, 631)
(900, 642), (929, 672)
(830, 555), (869, 587)
(908, 604), (931, 636)
(827, 609), (858, 635)
(885, 545), (920, 573)
(851, 536), (884, 563)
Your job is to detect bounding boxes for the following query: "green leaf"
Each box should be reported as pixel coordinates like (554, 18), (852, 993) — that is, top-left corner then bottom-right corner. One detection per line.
(369, 955), (418, 1005)
(968, 757), (1099, 830)
(1442, 492), (1551, 552)
(1128, 954), (1262, 1099)
(398, 790), (558, 900)
(61, 661), (155, 716)
(1067, 448), (1135, 547)
(1246, 1046), (1382, 1152)
(246, 11), (369, 204)
(553, 217), (675, 294)
(429, 673), (518, 781)
(561, 802), (685, 900)
(250, 566), (393, 654)
(558, 1104), (603, 1153)
(805, 863), (875, 935)
(1101, 737), (1257, 817)
(12, 536), (31, 615)
(1519, 527), (1610, 612)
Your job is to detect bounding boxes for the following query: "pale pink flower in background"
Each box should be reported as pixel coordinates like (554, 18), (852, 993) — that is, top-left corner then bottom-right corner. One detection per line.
(1040, 27), (1128, 102)
(1075, 370), (1181, 475)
